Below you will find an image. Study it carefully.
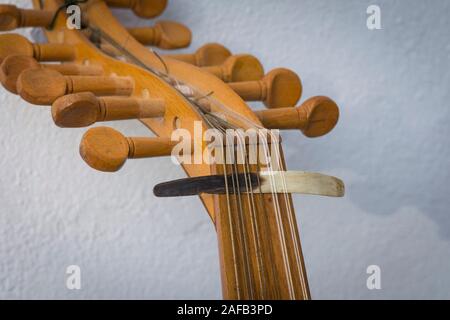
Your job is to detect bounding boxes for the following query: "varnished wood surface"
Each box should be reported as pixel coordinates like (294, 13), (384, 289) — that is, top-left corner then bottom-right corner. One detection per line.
(19, 0), (319, 300)
(256, 96), (340, 137)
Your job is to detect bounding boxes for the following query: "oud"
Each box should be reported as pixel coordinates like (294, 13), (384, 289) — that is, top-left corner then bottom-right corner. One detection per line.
(0, 0), (344, 300)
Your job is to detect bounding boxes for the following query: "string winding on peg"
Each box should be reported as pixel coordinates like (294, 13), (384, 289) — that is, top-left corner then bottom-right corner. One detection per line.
(154, 171), (345, 197)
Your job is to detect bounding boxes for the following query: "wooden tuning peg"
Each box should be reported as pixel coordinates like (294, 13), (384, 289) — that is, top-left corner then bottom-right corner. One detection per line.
(0, 55), (103, 94)
(229, 68), (302, 108)
(128, 21), (192, 50)
(105, 0), (167, 18)
(0, 4), (53, 30)
(255, 96), (339, 138)
(80, 126), (175, 172)
(166, 43), (232, 67)
(0, 34), (75, 63)
(17, 69), (134, 105)
(202, 54), (264, 82)
(52, 92), (165, 128)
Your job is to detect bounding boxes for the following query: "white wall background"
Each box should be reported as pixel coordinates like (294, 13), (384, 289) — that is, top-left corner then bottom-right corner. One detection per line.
(0, 0), (449, 299)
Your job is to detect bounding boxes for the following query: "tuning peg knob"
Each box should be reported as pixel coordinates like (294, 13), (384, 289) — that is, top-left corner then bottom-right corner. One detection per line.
(202, 54), (264, 82)
(255, 96), (339, 138)
(128, 21), (192, 50)
(0, 4), (53, 30)
(80, 126), (175, 172)
(105, 0), (167, 18)
(0, 34), (75, 63)
(0, 55), (103, 94)
(166, 43), (232, 67)
(17, 69), (134, 105)
(229, 68), (302, 108)
(52, 92), (165, 128)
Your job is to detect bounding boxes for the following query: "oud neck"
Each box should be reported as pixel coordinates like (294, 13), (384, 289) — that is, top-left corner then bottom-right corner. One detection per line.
(213, 165), (310, 300)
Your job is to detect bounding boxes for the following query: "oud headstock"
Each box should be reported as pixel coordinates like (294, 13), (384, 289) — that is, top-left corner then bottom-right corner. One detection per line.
(0, 0), (346, 300)
(0, 0), (342, 218)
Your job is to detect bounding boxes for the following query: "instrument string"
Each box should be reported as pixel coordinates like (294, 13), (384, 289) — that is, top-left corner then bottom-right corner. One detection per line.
(235, 131), (266, 298)
(88, 27), (306, 298)
(268, 131), (310, 299)
(253, 156), (281, 298)
(208, 116), (255, 299)
(258, 131), (295, 299)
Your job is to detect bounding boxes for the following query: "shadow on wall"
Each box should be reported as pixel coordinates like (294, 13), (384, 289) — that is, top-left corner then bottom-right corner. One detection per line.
(288, 84), (450, 240)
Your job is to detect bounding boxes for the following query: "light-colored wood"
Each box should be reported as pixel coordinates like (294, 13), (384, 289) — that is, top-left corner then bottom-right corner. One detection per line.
(259, 171), (345, 197)
(105, 0), (167, 18)
(17, 68), (134, 105)
(128, 21), (192, 49)
(229, 68), (302, 108)
(0, 55), (103, 94)
(212, 150), (310, 300)
(0, 4), (53, 30)
(80, 126), (175, 172)
(202, 54), (264, 82)
(166, 43), (232, 67)
(52, 92), (165, 127)
(0, 34), (75, 63)
(3, 0), (344, 300)
(256, 96), (339, 137)
(52, 0), (310, 299)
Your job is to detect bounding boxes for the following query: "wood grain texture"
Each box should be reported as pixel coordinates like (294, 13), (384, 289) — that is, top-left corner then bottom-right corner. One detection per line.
(0, 4), (53, 30)
(297, 96), (339, 137)
(212, 149), (310, 299)
(52, 92), (165, 127)
(26, 0), (314, 300)
(202, 54), (264, 82)
(0, 55), (103, 93)
(256, 96), (339, 137)
(229, 68), (302, 108)
(166, 43), (232, 67)
(153, 171), (344, 198)
(128, 21), (192, 49)
(80, 126), (175, 172)
(17, 68), (134, 105)
(105, 0), (167, 18)
(0, 33), (75, 63)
